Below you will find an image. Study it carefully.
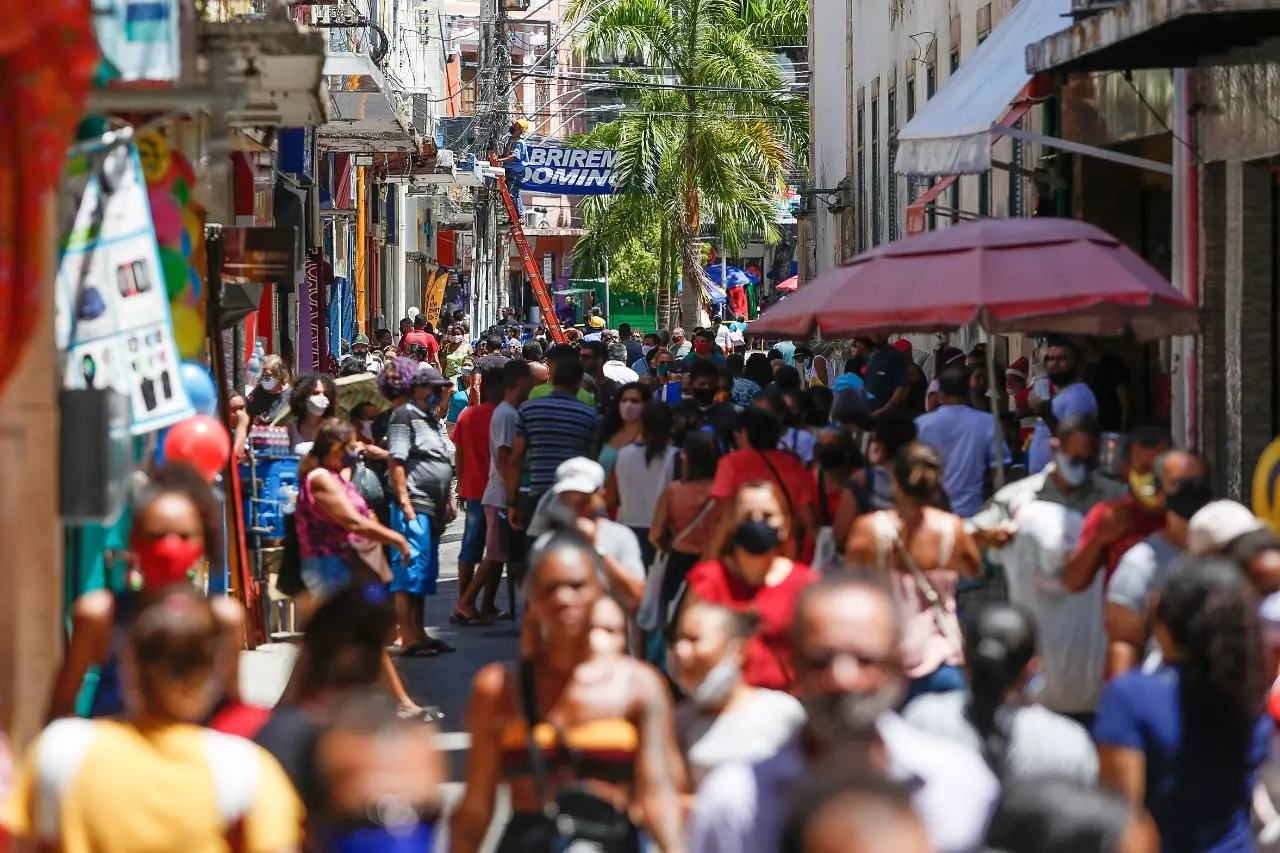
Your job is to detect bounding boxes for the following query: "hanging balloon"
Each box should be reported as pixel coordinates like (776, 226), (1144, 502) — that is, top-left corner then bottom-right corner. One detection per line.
(149, 189), (183, 246)
(178, 361), (218, 417)
(163, 415), (230, 482)
(183, 207), (204, 256)
(136, 129), (172, 185)
(170, 304), (206, 360)
(180, 227), (192, 258)
(185, 267), (203, 305)
(169, 151), (195, 194)
(172, 176), (190, 207)
(160, 247), (189, 300)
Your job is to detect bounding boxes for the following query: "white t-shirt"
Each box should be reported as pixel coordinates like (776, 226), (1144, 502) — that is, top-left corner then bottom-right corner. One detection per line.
(483, 401), (519, 507)
(613, 444), (678, 528)
(902, 690), (1098, 784)
(999, 499), (1108, 714)
(676, 690), (805, 788)
(778, 428), (815, 466)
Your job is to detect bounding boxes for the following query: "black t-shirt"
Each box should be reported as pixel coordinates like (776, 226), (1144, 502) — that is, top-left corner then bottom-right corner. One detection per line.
(863, 346), (909, 406)
(1085, 353), (1129, 431)
(246, 386), (287, 423)
(254, 706), (325, 812)
(674, 399), (738, 451)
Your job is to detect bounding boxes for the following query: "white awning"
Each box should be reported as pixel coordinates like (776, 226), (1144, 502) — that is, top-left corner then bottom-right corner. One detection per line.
(894, 0), (1071, 176)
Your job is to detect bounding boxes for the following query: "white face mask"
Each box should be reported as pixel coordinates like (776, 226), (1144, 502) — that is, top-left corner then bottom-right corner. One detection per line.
(360, 419), (374, 437)
(619, 400), (643, 422)
(260, 376), (279, 392)
(641, 344), (654, 357)
(450, 335), (465, 344)
(306, 394), (330, 416)
(679, 655), (741, 710)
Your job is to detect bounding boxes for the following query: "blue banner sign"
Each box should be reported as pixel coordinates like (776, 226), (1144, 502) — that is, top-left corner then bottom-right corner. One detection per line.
(522, 147), (618, 195)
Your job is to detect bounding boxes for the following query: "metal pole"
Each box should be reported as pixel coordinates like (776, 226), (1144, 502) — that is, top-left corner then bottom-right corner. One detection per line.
(719, 237), (727, 320)
(604, 255), (611, 325)
(983, 322), (1006, 489)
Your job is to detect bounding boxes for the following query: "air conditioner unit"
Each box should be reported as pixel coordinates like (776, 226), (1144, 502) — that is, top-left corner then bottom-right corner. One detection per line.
(436, 148), (456, 170)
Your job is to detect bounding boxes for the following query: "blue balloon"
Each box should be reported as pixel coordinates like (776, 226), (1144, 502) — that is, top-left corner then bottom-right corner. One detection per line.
(179, 361), (218, 417)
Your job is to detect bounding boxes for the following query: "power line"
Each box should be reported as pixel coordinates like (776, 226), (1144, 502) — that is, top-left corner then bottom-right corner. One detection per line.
(513, 70), (805, 96)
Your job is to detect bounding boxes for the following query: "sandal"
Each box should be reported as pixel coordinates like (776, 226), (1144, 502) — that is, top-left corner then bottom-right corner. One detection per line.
(398, 705), (446, 723)
(449, 611), (479, 625)
(424, 637), (456, 653)
(399, 642), (440, 658)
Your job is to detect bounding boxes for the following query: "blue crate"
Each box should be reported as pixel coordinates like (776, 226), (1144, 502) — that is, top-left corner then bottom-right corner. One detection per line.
(240, 456), (300, 541)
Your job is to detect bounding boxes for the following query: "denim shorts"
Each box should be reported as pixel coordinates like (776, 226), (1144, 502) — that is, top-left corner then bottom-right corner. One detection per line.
(459, 499), (487, 565)
(300, 555), (352, 599)
(390, 505), (439, 596)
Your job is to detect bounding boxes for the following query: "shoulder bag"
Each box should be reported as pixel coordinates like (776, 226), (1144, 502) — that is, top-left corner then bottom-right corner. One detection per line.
(639, 497), (716, 633)
(757, 451), (803, 550)
(517, 660), (637, 853)
(877, 513), (964, 656)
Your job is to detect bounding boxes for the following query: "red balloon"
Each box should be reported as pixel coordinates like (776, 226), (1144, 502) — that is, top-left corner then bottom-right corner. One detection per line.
(163, 415), (231, 481)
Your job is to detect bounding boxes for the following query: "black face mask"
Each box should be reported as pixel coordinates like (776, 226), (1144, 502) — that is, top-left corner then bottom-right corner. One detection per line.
(1048, 369), (1076, 386)
(732, 520), (781, 556)
(1166, 477), (1213, 520)
(691, 386), (717, 405)
(816, 445), (847, 470)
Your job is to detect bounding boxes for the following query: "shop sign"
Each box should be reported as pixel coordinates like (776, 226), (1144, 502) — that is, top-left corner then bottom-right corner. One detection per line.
(522, 147), (619, 195)
(56, 142), (195, 435)
(222, 227), (298, 289)
(95, 0), (180, 82)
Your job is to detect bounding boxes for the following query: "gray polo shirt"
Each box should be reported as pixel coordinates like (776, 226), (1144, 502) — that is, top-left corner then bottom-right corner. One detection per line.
(387, 400), (454, 521)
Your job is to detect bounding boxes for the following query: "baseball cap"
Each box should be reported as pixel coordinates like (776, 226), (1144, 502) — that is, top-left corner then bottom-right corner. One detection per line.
(892, 339), (913, 354)
(412, 364), (454, 388)
(551, 457), (606, 496)
(1187, 500), (1265, 556)
(353, 334), (370, 347)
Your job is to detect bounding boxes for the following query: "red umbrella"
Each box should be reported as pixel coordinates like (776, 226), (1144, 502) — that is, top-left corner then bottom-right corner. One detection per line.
(751, 218), (1199, 341)
(775, 275), (798, 292)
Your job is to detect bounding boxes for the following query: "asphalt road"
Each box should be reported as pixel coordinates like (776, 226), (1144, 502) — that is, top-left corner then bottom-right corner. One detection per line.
(239, 513), (518, 850)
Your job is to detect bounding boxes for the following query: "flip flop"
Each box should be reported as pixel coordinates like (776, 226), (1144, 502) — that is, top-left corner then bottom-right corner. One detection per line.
(424, 637), (456, 653)
(398, 705), (446, 723)
(400, 642), (440, 658)
(449, 612), (474, 625)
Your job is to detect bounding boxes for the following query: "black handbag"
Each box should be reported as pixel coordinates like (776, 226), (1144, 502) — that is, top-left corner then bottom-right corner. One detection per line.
(518, 660), (638, 853)
(276, 513), (306, 597)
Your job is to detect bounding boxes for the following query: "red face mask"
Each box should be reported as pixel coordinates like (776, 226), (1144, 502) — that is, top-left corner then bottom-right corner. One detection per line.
(693, 341), (711, 355)
(133, 535), (204, 588)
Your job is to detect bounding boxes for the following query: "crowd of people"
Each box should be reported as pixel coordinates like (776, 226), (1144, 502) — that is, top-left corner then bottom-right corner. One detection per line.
(6, 308), (1280, 853)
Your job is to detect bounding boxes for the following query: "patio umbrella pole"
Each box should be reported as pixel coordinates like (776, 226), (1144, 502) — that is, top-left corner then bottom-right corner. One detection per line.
(984, 323), (1006, 490)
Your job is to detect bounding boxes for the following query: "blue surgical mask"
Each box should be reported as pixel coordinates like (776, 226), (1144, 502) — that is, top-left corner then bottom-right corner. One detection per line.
(342, 450), (361, 468)
(1054, 451), (1090, 487)
(325, 822), (434, 853)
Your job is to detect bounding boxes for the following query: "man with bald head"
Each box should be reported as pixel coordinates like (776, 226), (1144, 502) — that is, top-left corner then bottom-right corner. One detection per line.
(688, 571), (998, 853)
(1106, 449), (1211, 676)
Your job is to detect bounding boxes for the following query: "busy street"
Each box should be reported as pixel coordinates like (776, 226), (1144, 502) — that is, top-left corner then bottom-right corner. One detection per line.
(7, 0), (1280, 851)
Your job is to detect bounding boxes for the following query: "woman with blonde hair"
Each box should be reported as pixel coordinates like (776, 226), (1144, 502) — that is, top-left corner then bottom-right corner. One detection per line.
(682, 480), (818, 692)
(845, 441), (982, 700)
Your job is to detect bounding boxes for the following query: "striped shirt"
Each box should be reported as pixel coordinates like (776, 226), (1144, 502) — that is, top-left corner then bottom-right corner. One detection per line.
(387, 400), (454, 518)
(516, 389), (600, 495)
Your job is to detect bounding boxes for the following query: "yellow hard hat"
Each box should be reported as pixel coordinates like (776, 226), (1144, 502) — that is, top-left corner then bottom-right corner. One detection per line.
(514, 118), (530, 132)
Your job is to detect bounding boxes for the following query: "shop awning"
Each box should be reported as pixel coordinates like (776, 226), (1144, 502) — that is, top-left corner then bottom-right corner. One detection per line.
(1026, 0), (1280, 74)
(894, 0), (1071, 176)
(317, 50), (417, 153)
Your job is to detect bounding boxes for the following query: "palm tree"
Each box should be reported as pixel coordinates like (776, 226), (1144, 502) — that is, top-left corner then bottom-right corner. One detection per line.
(566, 0), (806, 327)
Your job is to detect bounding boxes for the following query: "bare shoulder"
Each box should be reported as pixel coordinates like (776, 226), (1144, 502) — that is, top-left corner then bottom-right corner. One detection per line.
(72, 589), (115, 623)
(472, 661), (512, 704)
(623, 658), (673, 710)
(209, 596), (245, 629)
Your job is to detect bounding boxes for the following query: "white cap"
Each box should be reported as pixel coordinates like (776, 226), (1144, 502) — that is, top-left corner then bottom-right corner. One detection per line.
(1187, 500), (1265, 556)
(407, 307), (420, 318)
(550, 457), (606, 496)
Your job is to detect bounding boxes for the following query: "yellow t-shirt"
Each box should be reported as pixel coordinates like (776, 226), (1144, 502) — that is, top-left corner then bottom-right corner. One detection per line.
(526, 383), (596, 407)
(4, 718), (302, 853)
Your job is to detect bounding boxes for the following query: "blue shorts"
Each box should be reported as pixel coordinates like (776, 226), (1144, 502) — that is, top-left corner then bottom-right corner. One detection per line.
(301, 554), (352, 599)
(460, 499), (487, 565)
(389, 505), (439, 596)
